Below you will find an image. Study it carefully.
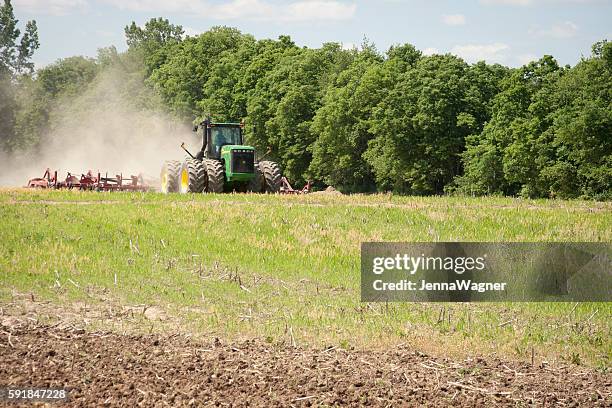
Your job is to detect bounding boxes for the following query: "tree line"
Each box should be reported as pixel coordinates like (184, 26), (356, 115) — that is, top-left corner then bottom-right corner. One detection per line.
(1, 4), (610, 198)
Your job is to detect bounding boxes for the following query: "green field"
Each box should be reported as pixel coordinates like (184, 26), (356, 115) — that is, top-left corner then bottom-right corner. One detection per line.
(0, 189), (610, 369)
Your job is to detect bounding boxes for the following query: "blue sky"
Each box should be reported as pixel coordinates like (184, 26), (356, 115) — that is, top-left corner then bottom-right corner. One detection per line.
(11, 0), (612, 69)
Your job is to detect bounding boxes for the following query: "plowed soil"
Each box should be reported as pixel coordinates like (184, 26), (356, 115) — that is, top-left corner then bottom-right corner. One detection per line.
(0, 324), (609, 407)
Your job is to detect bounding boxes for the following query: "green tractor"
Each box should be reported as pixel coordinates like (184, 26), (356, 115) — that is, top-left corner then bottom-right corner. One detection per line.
(160, 119), (282, 194)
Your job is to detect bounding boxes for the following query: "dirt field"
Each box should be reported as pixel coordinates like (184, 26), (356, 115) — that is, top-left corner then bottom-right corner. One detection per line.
(1, 191), (610, 406)
(1, 322), (609, 407)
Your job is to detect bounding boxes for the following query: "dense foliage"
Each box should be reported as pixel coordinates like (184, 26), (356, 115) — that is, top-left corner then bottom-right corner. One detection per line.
(0, 0), (38, 151)
(1, 3), (609, 198)
(454, 49), (611, 199)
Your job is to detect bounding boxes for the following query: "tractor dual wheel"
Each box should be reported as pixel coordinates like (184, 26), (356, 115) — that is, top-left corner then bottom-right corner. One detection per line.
(160, 160), (182, 193)
(260, 161), (282, 193)
(203, 159), (225, 193)
(179, 159), (206, 194)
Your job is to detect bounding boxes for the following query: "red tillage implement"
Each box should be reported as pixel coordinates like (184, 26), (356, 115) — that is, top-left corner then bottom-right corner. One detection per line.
(26, 169), (151, 192)
(26, 168), (57, 189)
(97, 173), (149, 192)
(279, 177), (311, 194)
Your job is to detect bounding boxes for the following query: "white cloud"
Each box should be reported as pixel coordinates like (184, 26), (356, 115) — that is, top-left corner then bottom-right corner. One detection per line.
(209, 0), (275, 19)
(530, 21), (578, 39)
(98, 0), (204, 14)
(98, 0), (357, 22)
(422, 47), (439, 55)
(12, 0), (87, 15)
(442, 14), (466, 26)
(452, 42), (510, 63)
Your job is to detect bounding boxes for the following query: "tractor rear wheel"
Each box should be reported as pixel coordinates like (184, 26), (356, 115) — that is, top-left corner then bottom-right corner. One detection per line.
(160, 160), (181, 193)
(203, 159), (225, 193)
(260, 161), (282, 193)
(179, 159), (206, 194)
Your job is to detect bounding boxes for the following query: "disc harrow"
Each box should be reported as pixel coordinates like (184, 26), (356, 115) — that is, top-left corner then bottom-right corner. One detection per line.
(26, 168), (152, 192)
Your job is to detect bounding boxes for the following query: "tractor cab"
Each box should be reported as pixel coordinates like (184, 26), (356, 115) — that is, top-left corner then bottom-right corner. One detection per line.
(198, 121), (244, 159)
(196, 120), (245, 157)
(195, 119), (256, 182)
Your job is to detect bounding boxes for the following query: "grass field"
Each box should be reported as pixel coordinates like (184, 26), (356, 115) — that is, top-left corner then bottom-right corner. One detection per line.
(0, 189), (610, 369)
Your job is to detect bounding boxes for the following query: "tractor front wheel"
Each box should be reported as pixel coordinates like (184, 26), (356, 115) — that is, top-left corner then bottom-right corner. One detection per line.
(160, 160), (181, 193)
(260, 161), (282, 193)
(203, 159), (225, 193)
(179, 159), (206, 194)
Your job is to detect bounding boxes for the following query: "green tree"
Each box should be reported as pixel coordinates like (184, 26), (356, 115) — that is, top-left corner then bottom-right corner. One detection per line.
(456, 45), (610, 199)
(308, 43), (388, 191)
(1, 0), (38, 76)
(365, 54), (477, 194)
(456, 56), (561, 196)
(198, 34), (258, 121)
(36, 56), (98, 98)
(125, 18), (184, 50)
(241, 36), (299, 153)
(11, 56), (99, 150)
(124, 18), (184, 75)
(148, 26), (247, 118)
(245, 41), (353, 183)
(536, 42), (611, 198)
(0, 0), (38, 151)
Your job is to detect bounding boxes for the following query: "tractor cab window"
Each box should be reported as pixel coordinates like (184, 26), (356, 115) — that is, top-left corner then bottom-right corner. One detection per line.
(211, 127), (242, 156)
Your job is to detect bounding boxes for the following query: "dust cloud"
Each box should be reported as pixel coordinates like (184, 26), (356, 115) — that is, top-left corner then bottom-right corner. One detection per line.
(0, 67), (200, 188)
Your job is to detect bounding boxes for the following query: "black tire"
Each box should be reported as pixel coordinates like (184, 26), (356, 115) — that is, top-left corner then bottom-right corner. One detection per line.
(179, 159), (206, 193)
(247, 163), (264, 193)
(260, 160), (282, 193)
(160, 160), (181, 193)
(203, 159), (225, 193)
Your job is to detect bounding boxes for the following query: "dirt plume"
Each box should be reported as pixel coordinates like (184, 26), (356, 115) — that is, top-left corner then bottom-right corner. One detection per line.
(0, 66), (199, 187)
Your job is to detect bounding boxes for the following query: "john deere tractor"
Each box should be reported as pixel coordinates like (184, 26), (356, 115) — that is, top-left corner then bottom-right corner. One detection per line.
(160, 119), (282, 194)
